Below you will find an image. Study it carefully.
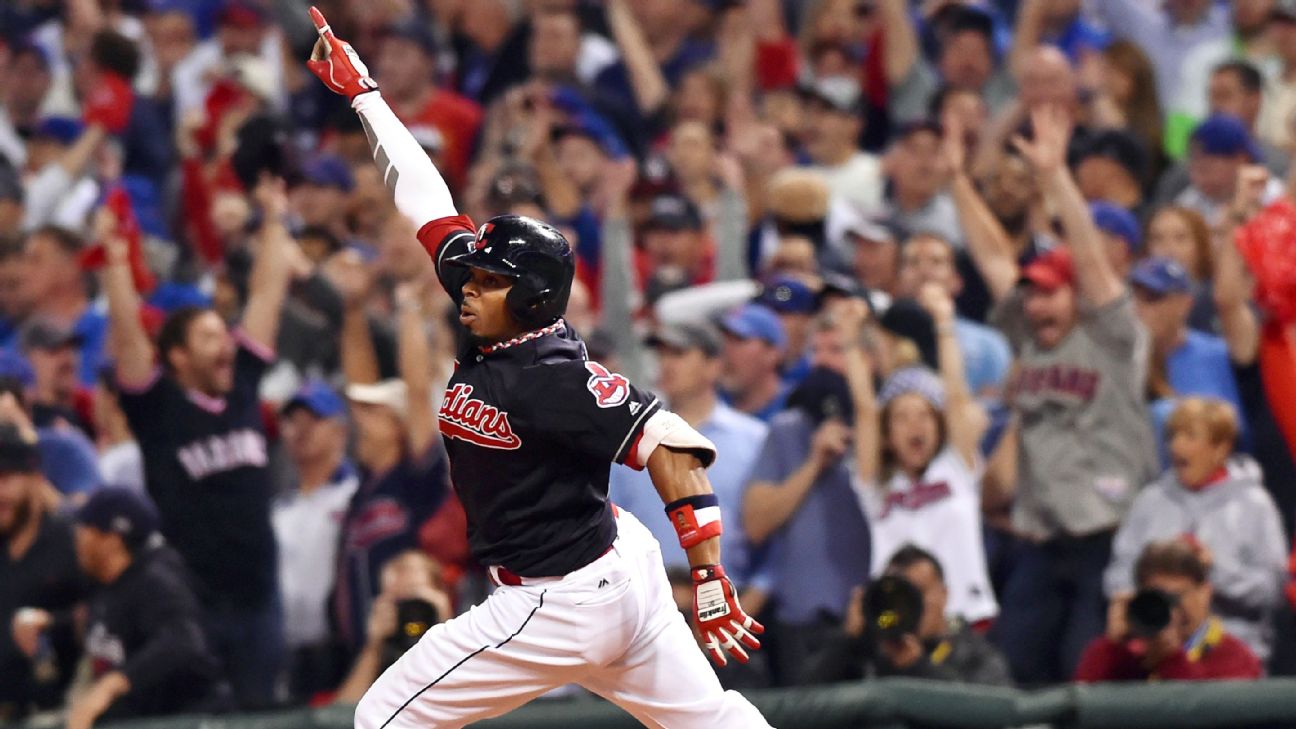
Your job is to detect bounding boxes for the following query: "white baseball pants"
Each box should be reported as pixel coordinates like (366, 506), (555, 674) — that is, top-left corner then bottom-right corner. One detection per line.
(353, 509), (773, 729)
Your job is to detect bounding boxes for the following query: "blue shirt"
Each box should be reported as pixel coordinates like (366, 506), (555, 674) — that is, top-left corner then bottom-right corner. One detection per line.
(744, 409), (870, 624)
(720, 384), (791, 424)
(1149, 330), (1248, 465)
(955, 317), (1012, 397)
(608, 402), (767, 586)
(72, 307), (109, 387)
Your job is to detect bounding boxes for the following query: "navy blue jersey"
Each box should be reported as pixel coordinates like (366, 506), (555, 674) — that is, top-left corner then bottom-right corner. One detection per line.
(116, 335), (277, 608)
(418, 216), (662, 577)
(332, 449), (449, 651)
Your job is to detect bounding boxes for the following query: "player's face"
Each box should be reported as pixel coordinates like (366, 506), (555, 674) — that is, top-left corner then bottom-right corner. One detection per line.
(0, 472), (35, 536)
(1023, 283), (1077, 350)
(460, 268), (525, 341)
(1168, 419), (1232, 487)
(884, 393), (941, 476)
(174, 312), (236, 396)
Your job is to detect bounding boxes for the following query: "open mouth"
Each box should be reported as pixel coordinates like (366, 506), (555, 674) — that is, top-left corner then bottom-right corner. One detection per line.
(459, 307), (476, 325)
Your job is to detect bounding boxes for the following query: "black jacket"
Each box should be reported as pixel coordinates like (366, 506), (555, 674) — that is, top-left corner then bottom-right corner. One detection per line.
(84, 545), (228, 720)
(807, 619), (1014, 687)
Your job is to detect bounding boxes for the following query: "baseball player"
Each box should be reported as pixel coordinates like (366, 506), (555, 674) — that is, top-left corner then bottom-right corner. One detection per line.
(305, 9), (772, 729)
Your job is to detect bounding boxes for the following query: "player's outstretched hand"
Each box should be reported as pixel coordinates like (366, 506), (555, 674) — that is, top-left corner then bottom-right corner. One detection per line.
(691, 564), (763, 667)
(306, 6), (378, 99)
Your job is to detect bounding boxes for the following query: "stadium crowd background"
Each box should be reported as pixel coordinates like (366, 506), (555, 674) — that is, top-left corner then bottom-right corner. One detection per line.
(5, 0), (1296, 724)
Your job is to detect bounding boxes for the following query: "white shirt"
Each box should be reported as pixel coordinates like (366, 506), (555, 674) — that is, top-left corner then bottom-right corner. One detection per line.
(857, 446), (998, 623)
(273, 466), (360, 648)
(98, 441), (145, 493)
(808, 152), (884, 216)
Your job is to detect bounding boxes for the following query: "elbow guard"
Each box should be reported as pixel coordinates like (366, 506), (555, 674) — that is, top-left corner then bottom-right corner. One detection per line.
(665, 493), (724, 549)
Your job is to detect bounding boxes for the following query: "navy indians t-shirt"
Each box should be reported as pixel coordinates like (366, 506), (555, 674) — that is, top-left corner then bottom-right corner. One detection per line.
(117, 333), (277, 609)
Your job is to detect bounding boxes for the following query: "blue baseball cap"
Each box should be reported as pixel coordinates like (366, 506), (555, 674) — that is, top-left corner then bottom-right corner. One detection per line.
(300, 155), (355, 192)
(1130, 256), (1192, 295)
(282, 379), (346, 418)
(756, 276), (817, 314)
(1090, 201), (1142, 253)
(1190, 114), (1261, 162)
(33, 117), (84, 146)
(77, 487), (159, 549)
(0, 350), (35, 388)
(720, 303), (787, 351)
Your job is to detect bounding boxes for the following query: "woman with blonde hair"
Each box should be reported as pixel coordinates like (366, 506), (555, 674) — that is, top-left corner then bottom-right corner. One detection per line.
(1144, 205), (1216, 332)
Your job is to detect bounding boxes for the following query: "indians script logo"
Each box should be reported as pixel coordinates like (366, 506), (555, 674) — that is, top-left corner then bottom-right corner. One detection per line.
(439, 383), (522, 449)
(585, 362), (630, 408)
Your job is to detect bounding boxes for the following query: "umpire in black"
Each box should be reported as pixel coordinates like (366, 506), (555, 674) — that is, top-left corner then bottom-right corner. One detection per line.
(66, 488), (228, 729)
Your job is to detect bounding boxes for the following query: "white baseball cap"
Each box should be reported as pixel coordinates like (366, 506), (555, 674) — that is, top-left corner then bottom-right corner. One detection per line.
(346, 379), (408, 418)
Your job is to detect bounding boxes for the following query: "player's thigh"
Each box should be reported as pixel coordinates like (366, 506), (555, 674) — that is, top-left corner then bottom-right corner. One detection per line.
(354, 586), (582, 729)
(579, 611), (773, 729)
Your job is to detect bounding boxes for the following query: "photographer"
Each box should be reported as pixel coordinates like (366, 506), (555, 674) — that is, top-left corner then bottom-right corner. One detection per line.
(806, 546), (1012, 686)
(333, 551), (452, 704)
(1076, 539), (1262, 682)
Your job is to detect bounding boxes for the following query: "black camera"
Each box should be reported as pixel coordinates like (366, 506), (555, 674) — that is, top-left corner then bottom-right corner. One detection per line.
(863, 575), (923, 641)
(1126, 588), (1179, 638)
(387, 598), (442, 654)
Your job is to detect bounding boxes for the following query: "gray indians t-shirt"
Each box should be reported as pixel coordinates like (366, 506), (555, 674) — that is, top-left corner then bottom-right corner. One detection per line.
(992, 291), (1158, 539)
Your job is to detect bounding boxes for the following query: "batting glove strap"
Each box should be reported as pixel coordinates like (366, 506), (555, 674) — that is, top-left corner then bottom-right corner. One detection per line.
(691, 564), (764, 667)
(666, 494), (723, 550)
(307, 7), (379, 99)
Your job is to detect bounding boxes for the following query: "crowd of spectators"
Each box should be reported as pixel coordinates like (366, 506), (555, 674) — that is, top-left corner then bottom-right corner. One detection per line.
(4, 0), (1296, 724)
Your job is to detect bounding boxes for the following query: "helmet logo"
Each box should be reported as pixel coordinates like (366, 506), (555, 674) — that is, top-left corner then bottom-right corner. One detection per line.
(471, 222), (495, 253)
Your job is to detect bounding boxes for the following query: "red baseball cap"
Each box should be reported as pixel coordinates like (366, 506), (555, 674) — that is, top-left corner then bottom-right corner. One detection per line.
(1020, 247), (1075, 291)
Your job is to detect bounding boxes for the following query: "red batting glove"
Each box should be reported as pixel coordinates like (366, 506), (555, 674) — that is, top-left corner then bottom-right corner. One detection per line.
(82, 72), (134, 134)
(691, 564), (763, 667)
(305, 7), (378, 99)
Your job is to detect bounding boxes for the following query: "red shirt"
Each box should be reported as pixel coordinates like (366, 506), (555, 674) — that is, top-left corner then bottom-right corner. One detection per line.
(1074, 622), (1262, 682)
(395, 88), (482, 192)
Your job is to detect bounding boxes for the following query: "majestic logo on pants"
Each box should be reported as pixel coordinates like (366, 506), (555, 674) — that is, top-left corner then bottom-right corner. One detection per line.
(585, 362), (630, 408)
(439, 384), (522, 449)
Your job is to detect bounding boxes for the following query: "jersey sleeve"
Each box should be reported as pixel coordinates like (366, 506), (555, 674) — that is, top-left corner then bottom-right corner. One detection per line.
(512, 360), (668, 469)
(115, 368), (180, 444)
(416, 214), (476, 304)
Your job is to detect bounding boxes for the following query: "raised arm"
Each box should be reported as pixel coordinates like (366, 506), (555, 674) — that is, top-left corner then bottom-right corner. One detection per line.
(1014, 105), (1124, 307)
(878, 0), (920, 86)
(306, 7), (456, 229)
(840, 299), (880, 484)
(1214, 166), (1266, 365)
(917, 284), (988, 468)
(99, 215), (155, 388)
(325, 251), (381, 386)
(1009, 0), (1047, 80)
(606, 0), (669, 117)
(395, 281), (438, 456)
(239, 177), (297, 352)
(944, 111), (1020, 301)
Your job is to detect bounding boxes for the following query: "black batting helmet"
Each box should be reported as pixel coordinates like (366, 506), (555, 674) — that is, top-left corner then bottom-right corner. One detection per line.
(444, 215), (575, 329)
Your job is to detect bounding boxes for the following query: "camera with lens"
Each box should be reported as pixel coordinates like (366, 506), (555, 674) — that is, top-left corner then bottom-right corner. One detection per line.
(863, 575), (923, 643)
(385, 598), (442, 655)
(1126, 588), (1180, 639)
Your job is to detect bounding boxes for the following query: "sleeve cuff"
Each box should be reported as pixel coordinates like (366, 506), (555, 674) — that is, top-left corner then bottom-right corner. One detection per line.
(626, 409), (717, 471)
(234, 328), (276, 363)
(116, 366), (162, 395)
